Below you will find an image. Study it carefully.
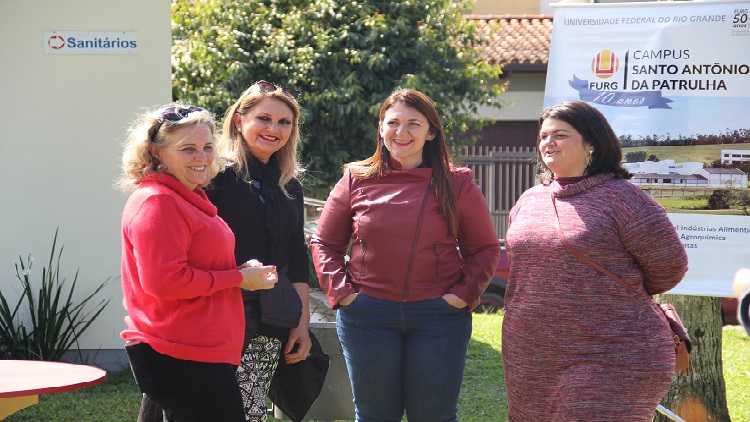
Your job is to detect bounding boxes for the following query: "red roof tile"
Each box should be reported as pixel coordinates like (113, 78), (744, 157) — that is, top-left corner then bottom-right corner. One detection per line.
(465, 14), (554, 68)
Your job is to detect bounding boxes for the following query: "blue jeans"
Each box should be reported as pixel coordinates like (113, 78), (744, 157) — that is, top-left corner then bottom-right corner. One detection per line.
(337, 294), (472, 422)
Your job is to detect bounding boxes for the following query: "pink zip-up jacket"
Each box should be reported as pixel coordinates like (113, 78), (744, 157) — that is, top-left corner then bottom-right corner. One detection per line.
(309, 163), (500, 310)
(121, 173), (244, 364)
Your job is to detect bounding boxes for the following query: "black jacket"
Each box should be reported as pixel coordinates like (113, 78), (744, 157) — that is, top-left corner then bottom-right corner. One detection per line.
(206, 163), (308, 332)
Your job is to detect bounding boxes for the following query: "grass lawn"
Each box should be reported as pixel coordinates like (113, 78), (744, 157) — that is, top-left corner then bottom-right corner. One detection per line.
(4, 314), (748, 421)
(622, 143), (750, 164)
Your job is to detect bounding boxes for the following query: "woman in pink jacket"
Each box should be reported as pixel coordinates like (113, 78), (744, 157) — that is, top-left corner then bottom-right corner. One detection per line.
(118, 104), (277, 421)
(310, 89), (500, 422)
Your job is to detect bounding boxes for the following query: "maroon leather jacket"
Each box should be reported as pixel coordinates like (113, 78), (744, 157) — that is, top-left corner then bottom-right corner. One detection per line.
(309, 163), (500, 310)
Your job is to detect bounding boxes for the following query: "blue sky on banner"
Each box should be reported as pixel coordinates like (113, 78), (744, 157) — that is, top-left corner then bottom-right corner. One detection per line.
(544, 2), (750, 139)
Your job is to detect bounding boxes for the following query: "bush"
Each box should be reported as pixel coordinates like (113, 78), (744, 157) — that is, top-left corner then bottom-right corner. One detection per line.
(0, 229), (112, 361)
(708, 189), (731, 210)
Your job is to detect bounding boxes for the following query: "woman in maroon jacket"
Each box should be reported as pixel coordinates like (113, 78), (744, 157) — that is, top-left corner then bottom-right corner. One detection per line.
(310, 89), (500, 421)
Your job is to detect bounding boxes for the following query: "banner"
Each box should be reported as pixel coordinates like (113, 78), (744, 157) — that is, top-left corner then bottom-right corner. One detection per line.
(545, 1), (750, 296)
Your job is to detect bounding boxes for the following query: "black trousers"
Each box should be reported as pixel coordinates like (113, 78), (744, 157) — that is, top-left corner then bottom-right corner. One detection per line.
(126, 343), (245, 422)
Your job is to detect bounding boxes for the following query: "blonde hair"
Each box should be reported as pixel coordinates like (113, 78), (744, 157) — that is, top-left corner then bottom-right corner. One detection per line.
(221, 85), (304, 196)
(118, 104), (220, 191)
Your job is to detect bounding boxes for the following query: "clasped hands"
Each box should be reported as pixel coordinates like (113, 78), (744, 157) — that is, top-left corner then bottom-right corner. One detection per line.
(238, 259), (278, 290)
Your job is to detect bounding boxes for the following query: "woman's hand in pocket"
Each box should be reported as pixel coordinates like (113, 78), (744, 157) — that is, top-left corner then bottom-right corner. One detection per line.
(339, 293), (359, 307)
(442, 293), (467, 309)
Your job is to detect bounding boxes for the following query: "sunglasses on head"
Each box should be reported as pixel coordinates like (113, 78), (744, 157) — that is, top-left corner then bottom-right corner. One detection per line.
(251, 80), (300, 99)
(151, 106), (206, 142)
(158, 106), (205, 123)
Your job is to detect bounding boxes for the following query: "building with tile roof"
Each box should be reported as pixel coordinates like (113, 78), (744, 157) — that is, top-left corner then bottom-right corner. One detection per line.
(468, 14), (552, 72)
(464, 14), (553, 147)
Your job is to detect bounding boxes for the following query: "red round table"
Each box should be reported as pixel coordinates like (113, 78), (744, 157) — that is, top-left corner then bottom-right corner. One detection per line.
(0, 360), (106, 419)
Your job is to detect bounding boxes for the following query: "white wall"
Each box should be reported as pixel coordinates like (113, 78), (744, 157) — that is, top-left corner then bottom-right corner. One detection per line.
(477, 74), (548, 121)
(471, 0), (542, 14)
(477, 90), (546, 121)
(0, 1), (171, 355)
(721, 149), (750, 164)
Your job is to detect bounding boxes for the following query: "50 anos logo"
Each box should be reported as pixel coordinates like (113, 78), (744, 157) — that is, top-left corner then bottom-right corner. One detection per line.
(733, 9), (748, 28)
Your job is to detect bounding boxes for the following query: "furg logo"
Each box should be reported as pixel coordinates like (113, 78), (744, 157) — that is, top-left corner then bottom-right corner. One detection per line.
(591, 50), (620, 79)
(568, 48), (673, 109)
(48, 35), (65, 50)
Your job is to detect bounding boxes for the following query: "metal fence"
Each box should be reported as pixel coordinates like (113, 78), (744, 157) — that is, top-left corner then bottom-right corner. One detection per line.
(459, 146), (538, 241)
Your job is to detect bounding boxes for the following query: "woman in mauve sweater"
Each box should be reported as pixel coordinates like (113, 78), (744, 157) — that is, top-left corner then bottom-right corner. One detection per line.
(503, 101), (688, 421)
(118, 104), (277, 422)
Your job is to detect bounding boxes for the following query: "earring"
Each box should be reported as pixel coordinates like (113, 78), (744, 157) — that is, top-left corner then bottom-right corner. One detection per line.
(586, 150), (594, 167)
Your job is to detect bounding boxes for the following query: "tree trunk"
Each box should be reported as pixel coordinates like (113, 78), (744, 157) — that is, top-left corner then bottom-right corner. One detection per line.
(652, 294), (730, 422)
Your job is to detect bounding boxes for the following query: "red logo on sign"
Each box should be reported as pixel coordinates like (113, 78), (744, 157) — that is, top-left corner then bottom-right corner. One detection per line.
(591, 50), (619, 79)
(48, 35), (65, 50)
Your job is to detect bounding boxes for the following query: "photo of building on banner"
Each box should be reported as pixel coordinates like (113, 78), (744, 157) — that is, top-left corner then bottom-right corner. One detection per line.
(544, 1), (750, 297)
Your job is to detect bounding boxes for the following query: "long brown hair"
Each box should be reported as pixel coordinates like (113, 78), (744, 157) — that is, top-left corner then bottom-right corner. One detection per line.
(346, 89), (459, 237)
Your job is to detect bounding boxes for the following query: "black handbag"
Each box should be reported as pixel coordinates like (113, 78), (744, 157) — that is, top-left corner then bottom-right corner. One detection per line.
(268, 329), (330, 422)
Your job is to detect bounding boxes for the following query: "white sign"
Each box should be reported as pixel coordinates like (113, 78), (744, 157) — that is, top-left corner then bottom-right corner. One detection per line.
(669, 213), (750, 297)
(545, 1), (750, 297)
(43, 31), (138, 55)
(545, 1), (750, 138)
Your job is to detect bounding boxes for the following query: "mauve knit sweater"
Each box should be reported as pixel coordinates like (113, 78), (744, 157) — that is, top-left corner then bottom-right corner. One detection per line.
(503, 173), (688, 421)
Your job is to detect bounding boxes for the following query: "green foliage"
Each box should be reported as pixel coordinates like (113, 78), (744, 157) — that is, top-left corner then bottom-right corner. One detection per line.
(736, 190), (750, 215)
(708, 190), (731, 210)
(626, 150), (647, 163)
(171, 0), (504, 196)
(706, 187), (750, 214)
(0, 229), (112, 361)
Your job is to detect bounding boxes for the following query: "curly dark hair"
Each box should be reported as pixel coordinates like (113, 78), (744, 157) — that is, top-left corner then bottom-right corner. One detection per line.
(537, 100), (632, 182)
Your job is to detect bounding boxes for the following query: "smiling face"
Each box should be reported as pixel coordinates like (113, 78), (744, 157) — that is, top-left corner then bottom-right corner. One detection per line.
(379, 103), (435, 169)
(539, 117), (593, 178)
(152, 124), (215, 190)
(233, 97), (294, 164)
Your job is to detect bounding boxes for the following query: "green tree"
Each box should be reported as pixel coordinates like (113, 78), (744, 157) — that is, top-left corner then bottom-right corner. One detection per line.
(626, 150), (647, 163)
(708, 189), (731, 210)
(172, 0), (504, 196)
